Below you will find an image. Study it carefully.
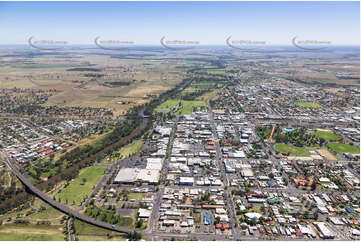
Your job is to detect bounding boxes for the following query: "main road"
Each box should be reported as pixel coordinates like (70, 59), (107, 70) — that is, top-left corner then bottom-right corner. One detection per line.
(3, 152), (140, 234)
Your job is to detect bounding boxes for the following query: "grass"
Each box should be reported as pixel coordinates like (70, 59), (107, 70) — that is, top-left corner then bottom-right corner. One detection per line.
(327, 143), (360, 154)
(275, 144), (310, 156)
(118, 140), (143, 159)
(156, 99), (207, 114)
(314, 130), (342, 141)
(156, 99), (180, 111)
(194, 213), (201, 224)
(73, 219), (125, 237)
(295, 102), (323, 108)
(0, 224), (64, 241)
(0, 197), (65, 226)
(55, 166), (106, 205)
(196, 89), (219, 101)
(77, 235), (126, 241)
(118, 216), (134, 228)
(128, 193), (146, 201)
(176, 100), (207, 115)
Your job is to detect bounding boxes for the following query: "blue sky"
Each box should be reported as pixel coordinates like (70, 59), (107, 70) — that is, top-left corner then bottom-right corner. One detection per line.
(0, 1), (359, 45)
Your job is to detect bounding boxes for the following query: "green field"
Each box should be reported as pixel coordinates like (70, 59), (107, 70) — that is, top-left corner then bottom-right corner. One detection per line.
(156, 99), (207, 114)
(118, 140), (143, 158)
(295, 102), (323, 108)
(326, 143), (360, 154)
(55, 166), (106, 205)
(73, 219), (126, 239)
(274, 144), (310, 156)
(156, 99), (180, 110)
(0, 224), (64, 241)
(176, 100), (207, 114)
(314, 130), (342, 141)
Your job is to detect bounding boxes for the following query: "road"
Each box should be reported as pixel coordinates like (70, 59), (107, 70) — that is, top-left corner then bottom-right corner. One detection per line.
(3, 152), (141, 235)
(207, 99), (241, 239)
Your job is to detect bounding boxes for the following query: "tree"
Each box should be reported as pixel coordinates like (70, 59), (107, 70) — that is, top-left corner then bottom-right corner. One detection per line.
(311, 182), (317, 191)
(135, 219), (143, 228)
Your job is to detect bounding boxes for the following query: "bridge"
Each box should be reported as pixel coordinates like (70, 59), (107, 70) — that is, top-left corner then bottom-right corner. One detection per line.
(3, 153), (141, 235)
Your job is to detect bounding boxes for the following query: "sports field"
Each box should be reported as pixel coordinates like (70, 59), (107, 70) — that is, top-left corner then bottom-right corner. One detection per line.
(314, 130), (342, 141)
(274, 144), (310, 156)
(327, 143), (360, 154)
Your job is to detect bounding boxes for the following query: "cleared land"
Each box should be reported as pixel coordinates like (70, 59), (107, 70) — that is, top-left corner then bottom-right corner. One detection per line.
(326, 143), (360, 154)
(274, 144), (310, 156)
(128, 193), (146, 201)
(55, 166), (106, 205)
(73, 219), (126, 240)
(295, 102), (323, 108)
(318, 149), (338, 161)
(0, 224), (64, 241)
(314, 130), (342, 141)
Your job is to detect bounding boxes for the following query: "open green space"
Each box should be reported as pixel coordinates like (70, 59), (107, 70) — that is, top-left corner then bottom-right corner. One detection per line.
(0, 224), (64, 241)
(274, 144), (310, 156)
(176, 100), (207, 114)
(55, 166), (106, 205)
(156, 99), (207, 114)
(118, 140), (143, 158)
(156, 99), (180, 110)
(314, 130), (342, 141)
(73, 219), (126, 239)
(128, 193), (146, 201)
(326, 143), (360, 154)
(295, 102), (323, 108)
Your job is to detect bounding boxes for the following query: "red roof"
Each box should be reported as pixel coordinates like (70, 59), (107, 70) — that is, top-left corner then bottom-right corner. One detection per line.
(216, 223), (230, 229)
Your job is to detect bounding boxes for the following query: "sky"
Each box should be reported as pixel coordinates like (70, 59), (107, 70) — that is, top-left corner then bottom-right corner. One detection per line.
(0, 1), (359, 46)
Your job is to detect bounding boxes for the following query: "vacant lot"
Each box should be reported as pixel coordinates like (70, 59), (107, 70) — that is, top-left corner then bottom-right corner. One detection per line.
(318, 149), (338, 161)
(275, 144), (310, 156)
(55, 166), (105, 205)
(73, 219), (126, 240)
(314, 130), (342, 141)
(295, 102), (323, 108)
(128, 193), (146, 201)
(0, 224), (64, 241)
(327, 143), (360, 154)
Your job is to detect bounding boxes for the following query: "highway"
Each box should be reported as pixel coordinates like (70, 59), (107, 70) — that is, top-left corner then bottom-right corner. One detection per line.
(3, 152), (141, 235)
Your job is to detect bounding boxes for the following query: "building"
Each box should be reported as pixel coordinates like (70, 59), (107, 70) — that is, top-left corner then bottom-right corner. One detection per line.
(179, 177), (194, 186)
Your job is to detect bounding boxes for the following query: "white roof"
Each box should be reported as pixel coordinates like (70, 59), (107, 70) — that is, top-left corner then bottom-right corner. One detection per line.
(137, 169), (160, 183)
(138, 208), (151, 218)
(245, 212), (262, 220)
(114, 168), (139, 182)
